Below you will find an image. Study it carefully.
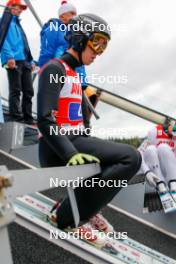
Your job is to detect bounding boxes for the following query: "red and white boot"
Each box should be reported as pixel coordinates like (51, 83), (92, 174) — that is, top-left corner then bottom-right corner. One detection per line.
(66, 223), (106, 247)
(89, 213), (114, 233)
(47, 202), (60, 227)
(48, 204), (107, 247)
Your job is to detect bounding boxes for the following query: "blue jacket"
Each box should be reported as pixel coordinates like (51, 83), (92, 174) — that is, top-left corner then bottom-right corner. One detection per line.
(0, 7), (13, 53)
(1, 16), (33, 66)
(38, 19), (67, 67)
(38, 18), (87, 87)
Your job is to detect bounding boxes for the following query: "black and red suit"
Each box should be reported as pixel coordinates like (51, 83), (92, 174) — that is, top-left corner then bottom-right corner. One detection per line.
(37, 52), (141, 229)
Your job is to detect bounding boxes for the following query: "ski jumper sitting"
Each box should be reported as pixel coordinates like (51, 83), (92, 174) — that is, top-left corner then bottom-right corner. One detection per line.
(139, 122), (176, 196)
(37, 13), (141, 244)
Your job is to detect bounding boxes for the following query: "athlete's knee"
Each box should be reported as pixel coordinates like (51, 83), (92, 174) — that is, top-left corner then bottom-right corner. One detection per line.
(157, 143), (172, 156)
(145, 145), (157, 156)
(126, 146), (142, 174)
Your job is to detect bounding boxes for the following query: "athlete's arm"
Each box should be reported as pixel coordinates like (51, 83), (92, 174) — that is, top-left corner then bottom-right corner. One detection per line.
(37, 62), (79, 162)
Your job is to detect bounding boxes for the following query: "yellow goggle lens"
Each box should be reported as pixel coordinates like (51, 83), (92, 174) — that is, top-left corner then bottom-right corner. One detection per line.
(87, 33), (109, 55)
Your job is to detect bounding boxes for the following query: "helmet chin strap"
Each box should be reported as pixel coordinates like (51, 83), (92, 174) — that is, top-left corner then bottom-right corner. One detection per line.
(78, 50), (83, 65)
(77, 38), (88, 65)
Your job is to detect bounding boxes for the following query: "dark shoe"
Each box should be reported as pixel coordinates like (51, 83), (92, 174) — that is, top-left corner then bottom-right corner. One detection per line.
(10, 115), (24, 122)
(24, 118), (37, 125)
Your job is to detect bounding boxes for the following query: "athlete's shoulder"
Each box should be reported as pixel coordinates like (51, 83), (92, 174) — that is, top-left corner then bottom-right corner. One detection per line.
(39, 59), (66, 77)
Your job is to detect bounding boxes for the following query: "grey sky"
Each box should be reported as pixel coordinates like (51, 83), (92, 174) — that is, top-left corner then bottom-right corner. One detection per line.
(0, 0), (176, 137)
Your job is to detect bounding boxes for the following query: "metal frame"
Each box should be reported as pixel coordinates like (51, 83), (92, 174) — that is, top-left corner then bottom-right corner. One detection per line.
(0, 163), (100, 264)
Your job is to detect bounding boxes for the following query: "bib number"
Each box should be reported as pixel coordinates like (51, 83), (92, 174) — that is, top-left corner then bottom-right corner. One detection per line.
(69, 103), (82, 121)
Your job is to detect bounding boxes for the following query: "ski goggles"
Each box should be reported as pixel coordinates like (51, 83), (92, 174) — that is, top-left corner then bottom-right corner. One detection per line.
(87, 33), (109, 55)
(164, 123), (176, 137)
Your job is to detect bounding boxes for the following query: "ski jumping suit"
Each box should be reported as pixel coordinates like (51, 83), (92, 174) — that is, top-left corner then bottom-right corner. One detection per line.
(138, 124), (176, 184)
(37, 53), (141, 229)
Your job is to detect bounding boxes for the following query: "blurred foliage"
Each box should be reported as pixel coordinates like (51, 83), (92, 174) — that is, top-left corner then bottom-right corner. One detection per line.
(109, 137), (143, 148)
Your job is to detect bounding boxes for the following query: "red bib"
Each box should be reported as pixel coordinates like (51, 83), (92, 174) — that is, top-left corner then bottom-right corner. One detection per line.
(54, 59), (83, 128)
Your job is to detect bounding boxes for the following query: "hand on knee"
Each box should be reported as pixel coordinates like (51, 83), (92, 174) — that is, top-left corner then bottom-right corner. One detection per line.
(145, 171), (160, 187)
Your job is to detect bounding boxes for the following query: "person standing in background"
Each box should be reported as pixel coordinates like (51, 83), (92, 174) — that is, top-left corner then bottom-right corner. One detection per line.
(38, 1), (87, 89)
(39, 1), (98, 128)
(1, 0), (36, 124)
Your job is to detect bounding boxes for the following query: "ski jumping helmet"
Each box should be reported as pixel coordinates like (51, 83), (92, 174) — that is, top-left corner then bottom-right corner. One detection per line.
(65, 13), (111, 61)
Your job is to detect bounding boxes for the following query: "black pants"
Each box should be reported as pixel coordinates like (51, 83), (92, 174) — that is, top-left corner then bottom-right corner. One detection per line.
(7, 61), (34, 120)
(39, 136), (141, 229)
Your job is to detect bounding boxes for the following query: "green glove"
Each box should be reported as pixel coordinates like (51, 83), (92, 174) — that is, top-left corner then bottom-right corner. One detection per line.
(67, 153), (100, 166)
